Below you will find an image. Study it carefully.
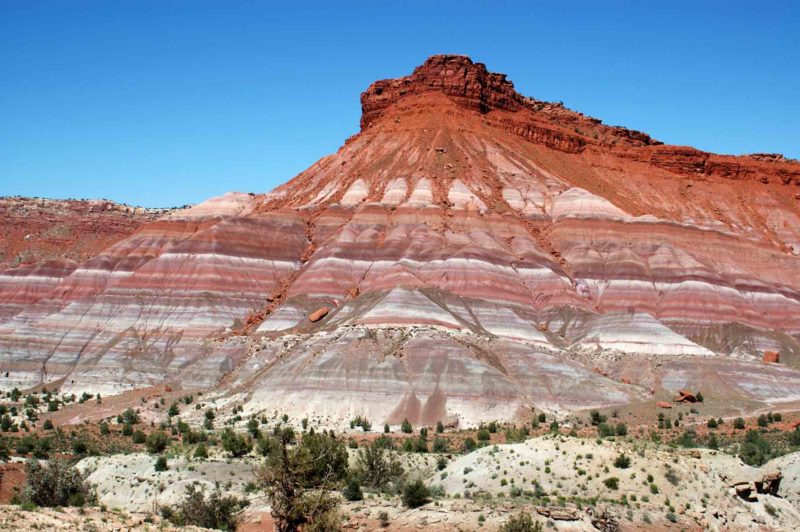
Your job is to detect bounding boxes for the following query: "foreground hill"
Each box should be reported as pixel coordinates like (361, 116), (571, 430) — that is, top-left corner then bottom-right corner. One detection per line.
(1, 55), (800, 426)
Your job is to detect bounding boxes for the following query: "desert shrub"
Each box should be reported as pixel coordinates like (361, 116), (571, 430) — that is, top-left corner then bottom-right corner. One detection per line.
(476, 428), (491, 441)
(168, 403), (180, 417)
(155, 456), (168, 472)
(613, 454), (630, 469)
(758, 415), (768, 427)
(146, 431), (170, 454)
(383, 423), (390, 433)
(71, 440), (88, 455)
(436, 421), (444, 433)
(500, 511), (542, 532)
(220, 429), (252, 458)
(163, 484), (247, 531)
(549, 421), (559, 433)
(132, 430), (146, 444)
(462, 437), (477, 453)
(597, 423), (615, 437)
(401, 418), (413, 433)
(603, 477), (619, 490)
(378, 510), (390, 527)
(43, 419), (53, 430)
(675, 429), (698, 448)
(99, 422), (110, 435)
(432, 437), (449, 453)
(590, 410), (606, 426)
(120, 408), (140, 425)
(194, 443), (209, 459)
(342, 477), (363, 501)
(537, 413), (546, 423)
(20, 459), (95, 507)
(615, 423), (627, 436)
(733, 417), (745, 430)
(402, 480), (430, 508)
(739, 430), (774, 466)
(707, 418), (718, 429)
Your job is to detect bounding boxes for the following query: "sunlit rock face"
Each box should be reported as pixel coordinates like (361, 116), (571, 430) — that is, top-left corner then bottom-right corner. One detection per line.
(2, 55), (800, 424)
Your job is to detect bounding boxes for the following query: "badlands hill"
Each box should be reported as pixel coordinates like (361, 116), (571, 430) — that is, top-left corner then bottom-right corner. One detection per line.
(2, 55), (800, 426)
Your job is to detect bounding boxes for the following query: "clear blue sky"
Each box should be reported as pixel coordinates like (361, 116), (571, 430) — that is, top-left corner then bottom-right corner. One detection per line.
(1, 1), (798, 207)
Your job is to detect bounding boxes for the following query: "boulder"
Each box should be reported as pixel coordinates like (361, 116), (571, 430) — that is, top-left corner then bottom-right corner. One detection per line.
(674, 389), (697, 403)
(732, 481), (758, 502)
(308, 307), (330, 323)
(657, 401), (673, 409)
(755, 471), (782, 496)
(763, 350), (780, 364)
(620, 377), (632, 384)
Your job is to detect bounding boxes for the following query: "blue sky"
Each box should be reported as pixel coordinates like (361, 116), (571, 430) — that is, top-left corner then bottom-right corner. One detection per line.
(1, 1), (798, 207)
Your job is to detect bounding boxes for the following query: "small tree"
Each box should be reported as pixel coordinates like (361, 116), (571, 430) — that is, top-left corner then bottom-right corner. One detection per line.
(733, 417), (745, 430)
(401, 479), (430, 508)
(121, 408), (140, 425)
(384, 423), (390, 433)
(436, 421), (444, 434)
(707, 418), (718, 429)
(21, 459), (95, 507)
(168, 403), (180, 417)
(257, 428), (344, 532)
(401, 418), (413, 434)
(353, 439), (404, 489)
(122, 423), (133, 437)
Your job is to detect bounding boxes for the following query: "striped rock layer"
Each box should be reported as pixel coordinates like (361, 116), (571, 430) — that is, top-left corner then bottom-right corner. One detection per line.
(2, 55), (800, 424)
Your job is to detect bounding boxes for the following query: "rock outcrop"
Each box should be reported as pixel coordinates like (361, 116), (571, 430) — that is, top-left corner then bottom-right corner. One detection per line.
(1, 56), (800, 424)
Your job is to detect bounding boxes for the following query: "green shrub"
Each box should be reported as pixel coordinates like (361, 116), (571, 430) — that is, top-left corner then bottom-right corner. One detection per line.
(603, 477), (619, 490)
(707, 418), (718, 429)
(733, 418), (745, 430)
(220, 429), (252, 458)
(122, 423), (133, 437)
(132, 430), (146, 444)
(402, 480), (430, 508)
(146, 431), (170, 454)
(401, 418), (413, 433)
(194, 444), (208, 459)
(20, 459), (95, 507)
(42, 420), (53, 430)
(162, 484), (247, 530)
(342, 477), (363, 501)
(613, 454), (630, 469)
(476, 428), (490, 441)
(500, 511), (542, 532)
(462, 437), (477, 453)
(155, 456), (168, 472)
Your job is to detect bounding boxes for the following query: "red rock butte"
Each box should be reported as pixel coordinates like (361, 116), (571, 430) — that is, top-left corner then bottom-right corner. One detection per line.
(2, 54), (800, 425)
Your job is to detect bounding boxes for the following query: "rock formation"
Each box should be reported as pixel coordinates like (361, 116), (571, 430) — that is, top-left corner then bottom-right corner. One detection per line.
(1, 55), (800, 424)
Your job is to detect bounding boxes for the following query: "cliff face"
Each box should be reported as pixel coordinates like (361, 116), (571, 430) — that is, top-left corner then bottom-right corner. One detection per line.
(1, 56), (800, 425)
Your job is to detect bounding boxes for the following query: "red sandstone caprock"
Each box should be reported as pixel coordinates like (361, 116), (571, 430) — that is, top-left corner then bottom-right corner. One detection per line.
(657, 402), (673, 409)
(308, 307), (330, 323)
(763, 351), (781, 363)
